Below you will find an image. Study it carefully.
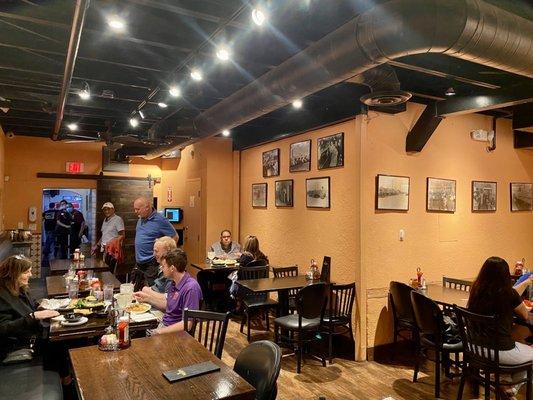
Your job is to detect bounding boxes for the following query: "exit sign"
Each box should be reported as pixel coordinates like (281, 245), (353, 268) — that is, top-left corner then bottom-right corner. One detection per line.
(66, 162), (85, 174)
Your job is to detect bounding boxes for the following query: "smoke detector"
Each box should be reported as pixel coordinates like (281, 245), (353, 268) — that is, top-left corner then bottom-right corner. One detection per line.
(360, 90), (412, 106)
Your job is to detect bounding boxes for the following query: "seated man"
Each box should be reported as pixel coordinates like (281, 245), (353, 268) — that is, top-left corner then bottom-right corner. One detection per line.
(148, 236), (177, 294)
(134, 249), (202, 335)
(210, 229), (241, 260)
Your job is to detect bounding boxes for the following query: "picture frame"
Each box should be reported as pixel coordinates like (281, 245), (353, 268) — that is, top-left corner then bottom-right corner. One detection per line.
(426, 177), (456, 212)
(375, 174), (410, 211)
(262, 148), (280, 177)
(252, 183), (267, 208)
(275, 180), (294, 207)
(472, 181), (497, 212)
(510, 182), (533, 211)
(306, 177), (330, 208)
(289, 140), (311, 172)
(317, 132), (344, 169)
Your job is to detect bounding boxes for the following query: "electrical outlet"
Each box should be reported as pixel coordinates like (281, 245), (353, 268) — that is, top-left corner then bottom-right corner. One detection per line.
(399, 229), (405, 241)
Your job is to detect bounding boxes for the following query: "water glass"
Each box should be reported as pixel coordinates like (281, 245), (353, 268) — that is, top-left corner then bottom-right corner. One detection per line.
(207, 251), (216, 264)
(115, 293), (131, 309)
(68, 281), (79, 300)
(120, 283), (134, 295)
(103, 284), (114, 304)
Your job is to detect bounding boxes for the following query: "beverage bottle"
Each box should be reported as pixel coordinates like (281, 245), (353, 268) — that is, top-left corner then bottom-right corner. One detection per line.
(73, 248), (80, 261)
(118, 315), (130, 349)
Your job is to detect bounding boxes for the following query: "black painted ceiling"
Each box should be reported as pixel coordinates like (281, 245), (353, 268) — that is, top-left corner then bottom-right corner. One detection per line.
(0, 0), (531, 152)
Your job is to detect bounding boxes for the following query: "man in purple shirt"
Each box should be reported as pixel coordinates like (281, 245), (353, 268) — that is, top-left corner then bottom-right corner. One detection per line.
(134, 249), (202, 334)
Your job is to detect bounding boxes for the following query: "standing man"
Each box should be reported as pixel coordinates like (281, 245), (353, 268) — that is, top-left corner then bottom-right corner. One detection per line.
(210, 229), (241, 260)
(55, 200), (72, 259)
(92, 202), (125, 257)
(66, 203), (85, 254)
(133, 197), (178, 290)
(42, 202), (57, 261)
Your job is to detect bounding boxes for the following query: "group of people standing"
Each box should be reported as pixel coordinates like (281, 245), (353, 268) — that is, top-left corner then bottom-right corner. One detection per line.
(42, 200), (87, 260)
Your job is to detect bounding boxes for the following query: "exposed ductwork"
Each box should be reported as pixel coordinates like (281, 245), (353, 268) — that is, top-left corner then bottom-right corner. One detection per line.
(141, 0), (533, 159)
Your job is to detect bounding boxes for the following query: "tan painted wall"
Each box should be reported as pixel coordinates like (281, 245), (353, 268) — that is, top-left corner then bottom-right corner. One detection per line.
(362, 104), (533, 348)
(0, 128), (5, 232)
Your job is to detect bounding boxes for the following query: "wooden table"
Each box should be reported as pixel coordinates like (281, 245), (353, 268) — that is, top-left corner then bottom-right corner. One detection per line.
(422, 284), (470, 308)
(190, 262), (239, 272)
(50, 258), (109, 275)
(49, 314), (158, 342)
(46, 271), (121, 298)
(69, 331), (256, 400)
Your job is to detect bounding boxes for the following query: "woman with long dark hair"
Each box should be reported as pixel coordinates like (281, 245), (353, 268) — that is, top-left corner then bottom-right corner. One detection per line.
(468, 256), (533, 399)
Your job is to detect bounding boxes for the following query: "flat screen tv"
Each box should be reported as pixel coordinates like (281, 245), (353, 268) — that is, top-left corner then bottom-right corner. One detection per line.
(164, 207), (183, 223)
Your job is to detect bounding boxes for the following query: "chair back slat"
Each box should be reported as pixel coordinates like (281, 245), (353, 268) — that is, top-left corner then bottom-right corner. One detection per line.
(389, 281), (416, 324)
(183, 309), (230, 359)
(443, 277), (471, 292)
(272, 266), (299, 299)
(328, 283), (355, 320)
(239, 265), (269, 280)
(247, 259), (268, 267)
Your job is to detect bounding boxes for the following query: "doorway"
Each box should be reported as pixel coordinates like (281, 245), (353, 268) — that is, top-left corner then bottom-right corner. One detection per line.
(41, 188), (96, 262)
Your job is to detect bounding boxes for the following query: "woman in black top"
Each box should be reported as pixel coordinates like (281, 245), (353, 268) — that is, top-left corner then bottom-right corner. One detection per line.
(468, 256), (533, 399)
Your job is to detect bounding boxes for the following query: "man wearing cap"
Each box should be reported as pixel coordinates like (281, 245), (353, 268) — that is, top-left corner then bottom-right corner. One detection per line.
(92, 202), (125, 256)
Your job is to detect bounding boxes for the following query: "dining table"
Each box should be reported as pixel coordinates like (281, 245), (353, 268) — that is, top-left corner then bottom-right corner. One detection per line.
(49, 258), (110, 276)
(190, 262), (239, 272)
(69, 331), (256, 400)
(46, 271), (121, 298)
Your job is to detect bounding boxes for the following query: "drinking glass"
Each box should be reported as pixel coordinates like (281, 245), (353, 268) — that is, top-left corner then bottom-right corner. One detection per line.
(207, 251), (216, 264)
(68, 281), (79, 300)
(116, 293), (131, 309)
(103, 284), (114, 304)
(120, 283), (134, 295)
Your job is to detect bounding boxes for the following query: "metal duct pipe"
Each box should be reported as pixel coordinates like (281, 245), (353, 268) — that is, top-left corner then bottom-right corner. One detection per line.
(52, 0), (89, 140)
(142, 0), (533, 159)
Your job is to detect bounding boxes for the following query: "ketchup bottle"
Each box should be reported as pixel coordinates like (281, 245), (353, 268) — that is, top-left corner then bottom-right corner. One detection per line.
(118, 316), (130, 349)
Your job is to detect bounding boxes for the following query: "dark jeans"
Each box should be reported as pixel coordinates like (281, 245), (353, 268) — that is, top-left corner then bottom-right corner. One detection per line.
(132, 259), (159, 291)
(55, 230), (70, 259)
(43, 231), (55, 257)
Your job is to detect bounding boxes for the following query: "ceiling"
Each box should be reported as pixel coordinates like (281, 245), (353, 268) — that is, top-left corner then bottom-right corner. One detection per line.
(0, 0), (532, 155)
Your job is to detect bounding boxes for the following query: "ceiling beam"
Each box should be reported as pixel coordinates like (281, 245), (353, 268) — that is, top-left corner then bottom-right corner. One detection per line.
(513, 104), (533, 131)
(405, 102), (444, 152)
(436, 83), (533, 117)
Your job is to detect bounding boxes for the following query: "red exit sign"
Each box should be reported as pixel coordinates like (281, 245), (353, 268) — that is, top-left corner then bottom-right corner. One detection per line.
(66, 162), (85, 174)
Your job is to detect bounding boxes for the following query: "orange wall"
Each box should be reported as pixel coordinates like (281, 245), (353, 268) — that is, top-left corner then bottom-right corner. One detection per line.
(362, 104), (533, 348)
(0, 128), (5, 232)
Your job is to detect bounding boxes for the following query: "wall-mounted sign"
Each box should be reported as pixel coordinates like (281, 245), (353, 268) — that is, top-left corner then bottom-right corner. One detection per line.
(66, 162), (84, 174)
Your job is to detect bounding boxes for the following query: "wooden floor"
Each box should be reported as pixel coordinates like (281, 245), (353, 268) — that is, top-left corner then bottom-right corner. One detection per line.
(221, 318), (526, 400)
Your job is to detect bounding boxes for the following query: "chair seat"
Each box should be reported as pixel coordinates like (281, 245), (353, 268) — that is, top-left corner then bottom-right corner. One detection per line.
(243, 297), (278, 308)
(322, 315), (350, 325)
(421, 336), (463, 352)
(274, 314), (321, 330)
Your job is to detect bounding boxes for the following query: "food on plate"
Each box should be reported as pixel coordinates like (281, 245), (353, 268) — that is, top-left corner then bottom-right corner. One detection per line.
(524, 299), (533, 308)
(212, 259), (226, 265)
(224, 259), (236, 265)
(125, 302), (151, 314)
(40, 298), (71, 310)
(73, 308), (92, 315)
(66, 296), (105, 310)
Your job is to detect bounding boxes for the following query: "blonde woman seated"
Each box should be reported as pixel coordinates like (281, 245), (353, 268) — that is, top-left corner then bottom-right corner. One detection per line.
(238, 235), (268, 267)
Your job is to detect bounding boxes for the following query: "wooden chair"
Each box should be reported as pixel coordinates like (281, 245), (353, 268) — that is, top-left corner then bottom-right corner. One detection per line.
(454, 306), (533, 400)
(272, 265), (298, 313)
(410, 291), (463, 399)
(183, 309), (230, 358)
(321, 282), (355, 363)
(443, 277), (471, 291)
(389, 281), (418, 357)
(239, 266), (279, 342)
(321, 256), (331, 283)
(247, 259), (268, 267)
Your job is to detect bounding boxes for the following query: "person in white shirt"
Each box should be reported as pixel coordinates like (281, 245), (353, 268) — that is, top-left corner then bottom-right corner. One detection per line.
(92, 202), (125, 255)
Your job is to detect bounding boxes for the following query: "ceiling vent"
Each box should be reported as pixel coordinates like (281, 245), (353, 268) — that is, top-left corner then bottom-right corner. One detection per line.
(349, 65), (412, 106)
(360, 90), (412, 106)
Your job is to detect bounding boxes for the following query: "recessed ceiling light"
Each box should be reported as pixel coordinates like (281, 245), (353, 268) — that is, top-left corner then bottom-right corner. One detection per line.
(158, 102), (168, 108)
(78, 89), (90, 100)
(108, 16), (126, 32)
(190, 69), (203, 81)
(251, 8), (266, 26)
(67, 123), (78, 131)
(292, 99), (303, 109)
(445, 87), (456, 96)
(222, 129), (230, 137)
(129, 118), (139, 128)
(216, 46), (231, 61)
(169, 86), (181, 97)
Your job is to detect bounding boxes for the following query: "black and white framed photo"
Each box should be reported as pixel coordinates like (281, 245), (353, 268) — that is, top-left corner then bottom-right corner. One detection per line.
(318, 132), (344, 169)
(289, 140), (311, 172)
(510, 182), (533, 211)
(252, 183), (267, 208)
(426, 177), (456, 212)
(275, 180), (294, 207)
(262, 148), (280, 177)
(472, 181), (497, 212)
(375, 174), (410, 211)
(306, 177), (330, 208)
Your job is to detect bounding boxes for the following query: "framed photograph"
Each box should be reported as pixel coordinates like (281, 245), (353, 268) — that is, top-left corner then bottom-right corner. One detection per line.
(289, 140), (311, 172)
(306, 177), (330, 208)
(262, 148), (280, 177)
(375, 174), (410, 211)
(426, 177), (456, 212)
(472, 181), (497, 211)
(318, 132), (344, 169)
(252, 183), (267, 208)
(275, 180), (294, 207)
(510, 182), (533, 211)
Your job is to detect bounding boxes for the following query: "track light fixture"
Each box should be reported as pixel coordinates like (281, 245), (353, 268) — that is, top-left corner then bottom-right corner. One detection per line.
(445, 87), (456, 96)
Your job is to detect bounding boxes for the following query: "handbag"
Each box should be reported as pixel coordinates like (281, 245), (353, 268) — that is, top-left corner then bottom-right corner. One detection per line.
(2, 348), (34, 365)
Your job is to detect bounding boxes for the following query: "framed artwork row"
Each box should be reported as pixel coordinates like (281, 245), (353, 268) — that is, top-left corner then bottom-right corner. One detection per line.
(252, 177), (331, 209)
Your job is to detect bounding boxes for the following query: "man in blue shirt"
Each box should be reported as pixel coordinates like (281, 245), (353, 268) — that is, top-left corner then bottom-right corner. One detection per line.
(133, 197), (178, 290)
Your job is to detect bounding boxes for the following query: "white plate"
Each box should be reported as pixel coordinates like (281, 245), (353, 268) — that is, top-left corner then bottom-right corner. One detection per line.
(60, 316), (88, 326)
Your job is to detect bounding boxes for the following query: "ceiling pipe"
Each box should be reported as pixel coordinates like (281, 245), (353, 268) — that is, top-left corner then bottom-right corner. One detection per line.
(52, 0), (89, 141)
(141, 0), (533, 159)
